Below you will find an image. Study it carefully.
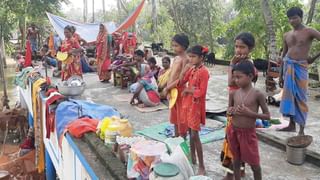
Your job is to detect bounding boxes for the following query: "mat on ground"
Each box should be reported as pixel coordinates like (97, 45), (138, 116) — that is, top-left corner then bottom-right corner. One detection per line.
(133, 103), (168, 113)
(135, 122), (225, 144)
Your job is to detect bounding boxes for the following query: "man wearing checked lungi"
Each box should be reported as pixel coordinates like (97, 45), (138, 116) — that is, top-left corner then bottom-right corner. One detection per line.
(279, 7), (320, 135)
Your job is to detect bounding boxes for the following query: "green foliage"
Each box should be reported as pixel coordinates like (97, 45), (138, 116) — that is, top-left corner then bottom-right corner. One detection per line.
(223, 0), (304, 60)
(0, 0), (66, 52)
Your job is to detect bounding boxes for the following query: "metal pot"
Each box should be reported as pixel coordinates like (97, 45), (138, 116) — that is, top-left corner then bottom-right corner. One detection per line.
(286, 144), (306, 165)
(57, 82), (86, 96)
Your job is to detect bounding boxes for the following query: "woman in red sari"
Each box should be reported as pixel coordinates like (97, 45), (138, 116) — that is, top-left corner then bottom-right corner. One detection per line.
(60, 26), (83, 81)
(96, 24), (111, 82)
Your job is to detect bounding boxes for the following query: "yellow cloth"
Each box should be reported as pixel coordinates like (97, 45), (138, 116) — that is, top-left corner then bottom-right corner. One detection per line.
(31, 78), (46, 173)
(158, 69), (171, 88)
(222, 116), (233, 163)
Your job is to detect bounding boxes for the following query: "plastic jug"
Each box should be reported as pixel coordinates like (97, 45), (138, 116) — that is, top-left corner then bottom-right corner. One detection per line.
(118, 119), (133, 137)
(105, 123), (120, 144)
(99, 117), (112, 139)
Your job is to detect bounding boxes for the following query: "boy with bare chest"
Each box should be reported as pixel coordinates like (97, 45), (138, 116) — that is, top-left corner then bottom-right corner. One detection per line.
(279, 7), (320, 135)
(228, 61), (270, 180)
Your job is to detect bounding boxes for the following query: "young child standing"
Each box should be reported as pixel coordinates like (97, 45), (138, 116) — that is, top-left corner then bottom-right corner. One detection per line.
(228, 61), (270, 180)
(179, 45), (210, 175)
(222, 32), (258, 180)
(163, 33), (190, 137)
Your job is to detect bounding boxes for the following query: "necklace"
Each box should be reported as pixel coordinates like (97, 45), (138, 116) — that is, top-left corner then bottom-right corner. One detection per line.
(239, 88), (253, 106)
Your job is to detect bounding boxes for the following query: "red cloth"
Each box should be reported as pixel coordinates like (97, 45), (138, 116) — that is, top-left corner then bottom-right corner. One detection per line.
(66, 117), (99, 138)
(170, 85), (188, 136)
(227, 125), (260, 166)
(20, 137), (35, 149)
(147, 90), (160, 104)
(24, 40), (32, 67)
(180, 65), (209, 131)
(45, 91), (64, 138)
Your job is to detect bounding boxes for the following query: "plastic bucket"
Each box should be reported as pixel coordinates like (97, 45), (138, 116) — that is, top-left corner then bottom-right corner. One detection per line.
(286, 145), (306, 165)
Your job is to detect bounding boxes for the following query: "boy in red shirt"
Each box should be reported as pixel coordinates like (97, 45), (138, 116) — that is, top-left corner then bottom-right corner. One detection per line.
(179, 45), (210, 175)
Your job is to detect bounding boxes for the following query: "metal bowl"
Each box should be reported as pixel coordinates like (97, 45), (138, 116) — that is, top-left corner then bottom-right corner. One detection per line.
(57, 82), (86, 96)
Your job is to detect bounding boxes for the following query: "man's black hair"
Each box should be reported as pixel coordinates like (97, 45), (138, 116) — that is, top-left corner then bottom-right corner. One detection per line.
(287, 7), (303, 18)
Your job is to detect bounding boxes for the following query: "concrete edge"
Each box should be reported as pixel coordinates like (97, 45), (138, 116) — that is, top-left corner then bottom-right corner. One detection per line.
(83, 133), (127, 180)
(256, 130), (320, 167)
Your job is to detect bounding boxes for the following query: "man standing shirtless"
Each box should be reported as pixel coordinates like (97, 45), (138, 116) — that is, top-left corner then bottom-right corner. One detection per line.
(279, 7), (320, 135)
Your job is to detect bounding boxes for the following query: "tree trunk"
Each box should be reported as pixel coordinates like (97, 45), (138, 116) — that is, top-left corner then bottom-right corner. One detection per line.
(92, 0), (95, 23)
(151, 0), (158, 34)
(18, 17), (26, 53)
(260, 0), (277, 61)
(102, 0), (106, 20)
(0, 26), (7, 69)
(83, 0), (88, 23)
(205, 0), (214, 51)
(306, 0), (317, 24)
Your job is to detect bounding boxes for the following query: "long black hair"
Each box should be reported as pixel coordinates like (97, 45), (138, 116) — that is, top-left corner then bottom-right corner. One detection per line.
(187, 45), (213, 63)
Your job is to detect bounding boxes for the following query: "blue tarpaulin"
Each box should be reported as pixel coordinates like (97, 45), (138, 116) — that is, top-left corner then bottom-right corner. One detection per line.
(56, 99), (120, 138)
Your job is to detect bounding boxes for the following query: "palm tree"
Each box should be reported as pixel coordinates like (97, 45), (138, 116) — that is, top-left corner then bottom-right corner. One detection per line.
(151, 0), (158, 34)
(102, 0), (106, 20)
(260, 0), (277, 61)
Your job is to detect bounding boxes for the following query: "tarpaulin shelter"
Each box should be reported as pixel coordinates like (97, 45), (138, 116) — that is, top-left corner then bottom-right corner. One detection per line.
(46, 0), (145, 42)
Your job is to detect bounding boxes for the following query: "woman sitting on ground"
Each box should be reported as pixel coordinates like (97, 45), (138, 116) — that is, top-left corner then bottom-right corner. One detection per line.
(157, 56), (171, 100)
(130, 65), (160, 108)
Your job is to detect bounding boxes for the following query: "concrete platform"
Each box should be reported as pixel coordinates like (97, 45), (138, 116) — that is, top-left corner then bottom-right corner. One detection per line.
(78, 66), (320, 179)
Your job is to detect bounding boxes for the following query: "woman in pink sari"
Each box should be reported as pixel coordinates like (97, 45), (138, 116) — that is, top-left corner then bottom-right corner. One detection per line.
(96, 24), (111, 82)
(60, 26), (83, 81)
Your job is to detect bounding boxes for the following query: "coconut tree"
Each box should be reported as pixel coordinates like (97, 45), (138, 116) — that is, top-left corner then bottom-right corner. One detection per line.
(260, 0), (277, 61)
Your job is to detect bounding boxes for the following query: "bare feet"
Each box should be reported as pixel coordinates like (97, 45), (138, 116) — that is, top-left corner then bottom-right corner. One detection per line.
(298, 125), (305, 136)
(277, 125), (296, 132)
(197, 167), (206, 175)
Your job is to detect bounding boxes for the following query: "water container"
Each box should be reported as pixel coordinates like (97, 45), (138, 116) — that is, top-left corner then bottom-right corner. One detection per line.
(118, 119), (133, 137)
(286, 135), (313, 165)
(149, 163), (183, 180)
(99, 117), (112, 139)
(286, 145), (306, 165)
(105, 124), (119, 144)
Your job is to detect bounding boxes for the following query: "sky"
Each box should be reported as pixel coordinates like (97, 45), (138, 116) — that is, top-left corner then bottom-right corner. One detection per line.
(61, 0), (117, 12)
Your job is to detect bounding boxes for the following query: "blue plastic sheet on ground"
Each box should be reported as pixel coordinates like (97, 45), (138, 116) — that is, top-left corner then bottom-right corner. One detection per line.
(56, 99), (120, 138)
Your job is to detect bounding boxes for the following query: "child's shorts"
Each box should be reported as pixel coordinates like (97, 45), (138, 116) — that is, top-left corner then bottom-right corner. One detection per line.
(227, 125), (260, 166)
